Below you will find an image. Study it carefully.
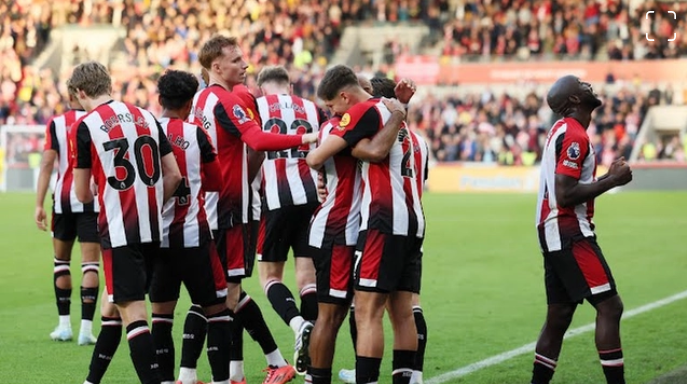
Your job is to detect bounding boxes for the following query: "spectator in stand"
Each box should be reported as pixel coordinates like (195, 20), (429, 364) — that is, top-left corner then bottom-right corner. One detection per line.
(443, 0), (687, 61)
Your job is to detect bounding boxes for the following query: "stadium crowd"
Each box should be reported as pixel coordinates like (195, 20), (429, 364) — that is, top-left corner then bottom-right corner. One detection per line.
(443, 0), (687, 60)
(1, 0), (685, 165)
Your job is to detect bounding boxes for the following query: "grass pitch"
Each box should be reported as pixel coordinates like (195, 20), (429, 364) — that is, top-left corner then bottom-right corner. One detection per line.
(0, 191), (685, 383)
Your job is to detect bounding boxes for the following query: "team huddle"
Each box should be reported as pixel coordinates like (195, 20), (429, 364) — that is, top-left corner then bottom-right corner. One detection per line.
(35, 35), (430, 384)
(35, 33), (633, 384)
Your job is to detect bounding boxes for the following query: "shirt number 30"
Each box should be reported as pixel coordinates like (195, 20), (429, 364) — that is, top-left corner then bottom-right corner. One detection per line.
(103, 136), (161, 190)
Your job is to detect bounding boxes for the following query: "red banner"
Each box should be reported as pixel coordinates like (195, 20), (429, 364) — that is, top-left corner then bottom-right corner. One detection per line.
(395, 58), (687, 84)
(395, 55), (440, 84)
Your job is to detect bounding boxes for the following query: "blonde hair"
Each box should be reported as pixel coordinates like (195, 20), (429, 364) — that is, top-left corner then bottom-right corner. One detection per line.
(199, 35), (238, 69)
(67, 61), (111, 98)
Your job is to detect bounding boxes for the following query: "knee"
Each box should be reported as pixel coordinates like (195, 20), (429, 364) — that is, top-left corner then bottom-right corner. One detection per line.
(547, 305), (576, 330)
(295, 267), (316, 291)
(598, 296), (624, 320)
(318, 307), (347, 329)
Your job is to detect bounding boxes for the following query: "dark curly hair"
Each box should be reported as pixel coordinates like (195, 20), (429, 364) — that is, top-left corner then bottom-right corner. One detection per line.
(157, 69), (199, 110)
(370, 77), (396, 99)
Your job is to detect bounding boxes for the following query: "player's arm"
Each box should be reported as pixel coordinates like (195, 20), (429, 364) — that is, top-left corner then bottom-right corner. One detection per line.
(158, 121), (182, 203)
(247, 147), (265, 183)
(306, 134), (349, 170)
(214, 101), (316, 151)
(351, 98), (405, 163)
(197, 127), (222, 192)
(554, 135), (632, 207)
(35, 119), (58, 230)
(74, 122), (94, 204)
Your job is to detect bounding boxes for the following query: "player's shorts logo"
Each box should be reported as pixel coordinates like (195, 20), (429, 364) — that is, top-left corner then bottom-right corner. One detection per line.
(567, 142), (581, 160)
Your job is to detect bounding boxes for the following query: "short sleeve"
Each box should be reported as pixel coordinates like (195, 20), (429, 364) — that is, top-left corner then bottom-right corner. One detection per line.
(555, 131), (589, 180)
(75, 122), (92, 169)
(44, 119), (59, 152)
(330, 104), (380, 147)
(156, 120), (173, 157)
(196, 126), (217, 163)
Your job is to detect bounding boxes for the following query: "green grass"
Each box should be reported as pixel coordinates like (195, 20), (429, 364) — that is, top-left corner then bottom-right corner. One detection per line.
(0, 192), (686, 383)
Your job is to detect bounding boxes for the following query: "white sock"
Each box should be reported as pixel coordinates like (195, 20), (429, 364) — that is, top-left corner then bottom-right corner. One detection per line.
(80, 319), (93, 335)
(214, 381), (229, 384)
(230, 360), (245, 381)
(289, 316), (305, 334)
(266, 349), (287, 367)
(178, 367), (197, 383)
(84, 381), (94, 384)
(161, 382), (175, 384)
(59, 315), (71, 328)
(411, 370), (423, 384)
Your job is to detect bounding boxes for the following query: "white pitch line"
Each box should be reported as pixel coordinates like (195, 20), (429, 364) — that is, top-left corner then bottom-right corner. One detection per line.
(427, 289), (687, 384)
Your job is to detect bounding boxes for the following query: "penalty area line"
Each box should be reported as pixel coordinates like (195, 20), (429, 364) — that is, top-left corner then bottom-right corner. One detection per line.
(426, 289), (687, 384)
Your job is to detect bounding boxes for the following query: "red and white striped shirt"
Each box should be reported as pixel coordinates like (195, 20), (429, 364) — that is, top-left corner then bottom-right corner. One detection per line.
(191, 85), (304, 228)
(73, 100), (173, 249)
(410, 131), (429, 197)
(536, 117), (596, 252)
(308, 117), (363, 248)
(256, 94), (326, 210)
(159, 117), (218, 248)
(333, 99), (426, 238)
(44, 109), (98, 214)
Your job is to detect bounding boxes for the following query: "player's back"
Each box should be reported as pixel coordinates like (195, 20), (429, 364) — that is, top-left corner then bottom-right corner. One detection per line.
(353, 99), (425, 239)
(45, 109), (97, 214)
(190, 84), (226, 230)
(536, 117), (596, 251)
(256, 94), (324, 210)
(410, 130), (429, 199)
(159, 117), (213, 249)
(76, 100), (167, 249)
(309, 117), (362, 249)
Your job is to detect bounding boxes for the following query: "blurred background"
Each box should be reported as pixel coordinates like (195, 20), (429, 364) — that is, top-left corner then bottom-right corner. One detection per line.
(1, 0), (686, 191)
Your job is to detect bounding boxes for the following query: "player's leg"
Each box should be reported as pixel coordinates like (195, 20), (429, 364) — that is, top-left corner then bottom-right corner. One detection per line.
(50, 213), (76, 341)
(352, 230), (392, 384)
(77, 212), (101, 345)
(83, 289), (122, 384)
(306, 244), (355, 384)
(177, 305), (207, 384)
(293, 204), (320, 323)
(259, 208), (312, 337)
(583, 239), (625, 384)
(228, 223), (295, 384)
(184, 242), (234, 384)
(336, 303), (357, 384)
(531, 249), (580, 384)
(148, 247), (183, 384)
(106, 244), (162, 384)
(384, 237), (423, 384)
(410, 295), (427, 384)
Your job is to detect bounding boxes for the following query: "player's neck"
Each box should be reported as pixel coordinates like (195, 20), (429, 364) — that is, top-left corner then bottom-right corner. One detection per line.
(82, 95), (113, 112)
(352, 89), (373, 104)
(567, 110), (592, 128)
(208, 75), (232, 91)
(161, 109), (185, 120)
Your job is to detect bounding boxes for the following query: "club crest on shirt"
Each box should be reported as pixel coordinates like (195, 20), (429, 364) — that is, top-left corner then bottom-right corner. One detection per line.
(339, 113), (351, 129)
(567, 142), (581, 160)
(233, 104), (250, 124)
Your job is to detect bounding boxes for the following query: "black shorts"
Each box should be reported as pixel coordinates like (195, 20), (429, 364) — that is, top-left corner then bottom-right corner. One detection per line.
(149, 241), (228, 306)
(214, 224), (253, 283)
(312, 244), (355, 305)
(354, 229), (423, 294)
(257, 203), (318, 263)
(543, 236), (617, 305)
(247, 219), (259, 265)
(52, 211), (99, 243)
(101, 242), (159, 304)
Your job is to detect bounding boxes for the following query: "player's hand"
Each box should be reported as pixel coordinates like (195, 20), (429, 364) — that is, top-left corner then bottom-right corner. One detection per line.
(608, 157), (633, 186)
(317, 172), (328, 202)
(35, 206), (47, 231)
(394, 78), (416, 104)
(302, 132), (318, 144)
(382, 97), (406, 119)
